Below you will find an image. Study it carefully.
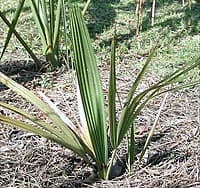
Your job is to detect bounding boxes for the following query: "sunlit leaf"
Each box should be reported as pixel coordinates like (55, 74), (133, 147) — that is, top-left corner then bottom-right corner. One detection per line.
(69, 6), (108, 177)
(0, 72), (86, 157)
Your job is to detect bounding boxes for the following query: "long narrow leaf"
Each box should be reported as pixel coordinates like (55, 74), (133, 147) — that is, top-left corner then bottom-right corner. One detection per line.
(116, 47), (157, 146)
(0, 11), (41, 67)
(128, 123), (135, 172)
(109, 36), (117, 148)
(125, 46), (158, 106)
(117, 54), (200, 146)
(0, 114), (90, 158)
(0, 101), (62, 136)
(0, 72), (86, 156)
(140, 93), (168, 160)
(154, 81), (200, 97)
(40, 0), (51, 48)
(37, 91), (94, 159)
(150, 56), (200, 89)
(0, 0), (25, 60)
(82, 0), (91, 15)
(37, 91), (77, 132)
(0, 115), (61, 143)
(50, 0), (55, 46)
(76, 79), (93, 151)
(69, 6), (108, 173)
(134, 82), (200, 127)
(53, 0), (62, 48)
(29, 0), (47, 48)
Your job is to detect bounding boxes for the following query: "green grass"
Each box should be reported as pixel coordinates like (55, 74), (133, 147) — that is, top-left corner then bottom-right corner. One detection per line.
(90, 0), (200, 78)
(0, 0), (199, 78)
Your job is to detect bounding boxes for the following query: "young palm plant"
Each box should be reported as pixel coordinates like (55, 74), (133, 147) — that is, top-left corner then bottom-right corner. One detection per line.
(0, 6), (200, 180)
(0, 0), (64, 68)
(28, 0), (63, 68)
(0, 0), (91, 69)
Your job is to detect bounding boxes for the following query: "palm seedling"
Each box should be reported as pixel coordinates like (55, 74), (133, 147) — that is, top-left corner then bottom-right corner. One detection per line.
(0, 0), (64, 69)
(0, 0), (91, 69)
(0, 5), (200, 180)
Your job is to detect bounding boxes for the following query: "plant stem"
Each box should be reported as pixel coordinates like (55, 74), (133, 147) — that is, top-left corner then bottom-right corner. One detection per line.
(105, 148), (117, 180)
(82, 0), (91, 16)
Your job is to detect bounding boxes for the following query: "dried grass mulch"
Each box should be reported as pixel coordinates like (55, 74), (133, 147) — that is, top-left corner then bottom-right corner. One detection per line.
(0, 62), (199, 188)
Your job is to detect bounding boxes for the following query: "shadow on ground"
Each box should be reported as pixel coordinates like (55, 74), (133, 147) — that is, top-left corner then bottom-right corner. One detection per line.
(101, 0), (200, 47)
(86, 0), (119, 38)
(0, 61), (40, 91)
(141, 0), (200, 35)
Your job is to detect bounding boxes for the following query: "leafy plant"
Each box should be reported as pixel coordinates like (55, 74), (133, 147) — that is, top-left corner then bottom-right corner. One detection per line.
(0, 6), (200, 180)
(0, 0), (91, 69)
(0, 0), (41, 68)
(28, 0), (63, 68)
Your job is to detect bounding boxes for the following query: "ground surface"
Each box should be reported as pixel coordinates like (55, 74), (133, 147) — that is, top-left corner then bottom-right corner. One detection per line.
(0, 0), (200, 187)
